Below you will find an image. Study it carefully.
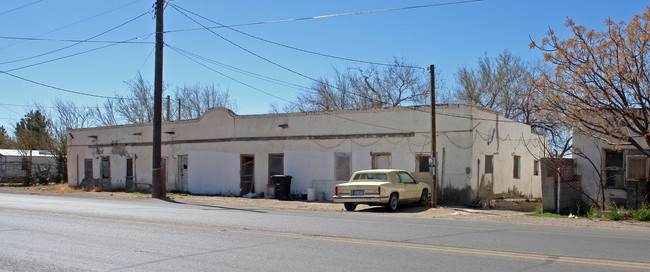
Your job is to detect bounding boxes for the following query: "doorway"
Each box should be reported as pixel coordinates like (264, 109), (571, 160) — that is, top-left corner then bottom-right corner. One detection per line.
(100, 157), (110, 188)
(177, 155), (188, 192)
(240, 155), (254, 196)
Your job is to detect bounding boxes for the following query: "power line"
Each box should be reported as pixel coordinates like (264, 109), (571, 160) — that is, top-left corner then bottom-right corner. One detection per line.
(170, 4), (424, 69)
(166, 44), (306, 90)
(169, 42), (412, 133)
(166, 0), (485, 33)
(0, 0), (44, 16)
(170, 4), (325, 86)
(0, 0), (146, 50)
(0, 36), (152, 44)
(4, 37), (145, 73)
(0, 11), (150, 65)
(0, 70), (128, 100)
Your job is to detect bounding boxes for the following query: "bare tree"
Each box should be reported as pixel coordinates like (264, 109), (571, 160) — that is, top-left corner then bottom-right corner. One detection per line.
(455, 50), (571, 157)
(290, 58), (437, 112)
(90, 99), (119, 126)
(175, 83), (236, 120)
(455, 50), (532, 120)
(114, 74), (156, 124)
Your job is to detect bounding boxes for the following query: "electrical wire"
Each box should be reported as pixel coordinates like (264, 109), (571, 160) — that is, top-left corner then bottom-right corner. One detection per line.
(0, 11), (150, 65)
(0, 36), (152, 44)
(166, 0), (485, 33)
(168, 44), (412, 133)
(0, 0), (44, 16)
(0, 70), (134, 100)
(170, 4), (391, 103)
(4, 37), (145, 73)
(169, 4), (424, 69)
(169, 4), (326, 86)
(166, 44), (305, 90)
(0, 0), (146, 50)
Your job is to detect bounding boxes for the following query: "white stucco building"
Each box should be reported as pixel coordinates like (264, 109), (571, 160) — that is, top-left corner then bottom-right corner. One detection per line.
(66, 104), (545, 205)
(574, 131), (650, 208)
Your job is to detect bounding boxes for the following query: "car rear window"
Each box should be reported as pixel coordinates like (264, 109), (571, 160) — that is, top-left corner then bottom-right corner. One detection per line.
(353, 173), (388, 180)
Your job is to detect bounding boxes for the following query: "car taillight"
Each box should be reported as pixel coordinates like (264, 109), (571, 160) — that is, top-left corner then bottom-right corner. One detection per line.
(335, 186), (338, 196)
(378, 186), (381, 195)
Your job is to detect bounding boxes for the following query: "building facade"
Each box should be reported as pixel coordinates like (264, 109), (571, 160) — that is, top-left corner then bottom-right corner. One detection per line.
(66, 104), (545, 205)
(0, 149), (57, 181)
(574, 132), (649, 209)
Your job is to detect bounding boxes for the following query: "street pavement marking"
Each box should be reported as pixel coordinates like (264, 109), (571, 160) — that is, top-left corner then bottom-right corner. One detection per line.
(236, 228), (650, 270)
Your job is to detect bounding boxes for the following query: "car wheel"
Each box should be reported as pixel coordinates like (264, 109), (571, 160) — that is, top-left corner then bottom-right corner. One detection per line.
(418, 189), (428, 206)
(344, 203), (357, 211)
(386, 193), (398, 212)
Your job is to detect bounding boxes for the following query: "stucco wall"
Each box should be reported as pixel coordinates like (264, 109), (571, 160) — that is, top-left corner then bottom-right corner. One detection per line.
(67, 105), (545, 205)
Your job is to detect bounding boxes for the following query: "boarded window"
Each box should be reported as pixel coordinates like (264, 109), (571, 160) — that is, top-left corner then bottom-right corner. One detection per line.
(626, 156), (647, 181)
(513, 155), (520, 179)
(417, 155), (430, 173)
(372, 153), (391, 169)
(335, 153), (351, 181)
(84, 159), (93, 179)
(268, 154), (284, 185)
(485, 155), (494, 174)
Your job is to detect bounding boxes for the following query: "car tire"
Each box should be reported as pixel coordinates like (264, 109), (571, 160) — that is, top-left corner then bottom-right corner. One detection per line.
(386, 193), (398, 212)
(344, 203), (357, 211)
(418, 189), (428, 206)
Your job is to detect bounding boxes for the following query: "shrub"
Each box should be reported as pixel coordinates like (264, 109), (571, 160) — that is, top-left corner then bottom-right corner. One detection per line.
(630, 205), (650, 221)
(585, 205), (601, 219)
(607, 206), (630, 221)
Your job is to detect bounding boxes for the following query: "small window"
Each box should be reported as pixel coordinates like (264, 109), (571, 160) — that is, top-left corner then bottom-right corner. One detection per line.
(372, 153), (391, 169)
(417, 155), (430, 172)
(485, 155), (494, 174)
(335, 153), (351, 181)
(626, 156), (647, 181)
(533, 160), (539, 176)
(84, 159), (93, 179)
(513, 155), (520, 179)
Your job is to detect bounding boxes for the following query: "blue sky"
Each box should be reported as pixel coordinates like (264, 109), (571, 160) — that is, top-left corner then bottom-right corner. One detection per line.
(0, 0), (648, 135)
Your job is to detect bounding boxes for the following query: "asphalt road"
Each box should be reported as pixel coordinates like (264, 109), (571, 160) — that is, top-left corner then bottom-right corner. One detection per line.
(1, 193), (649, 272)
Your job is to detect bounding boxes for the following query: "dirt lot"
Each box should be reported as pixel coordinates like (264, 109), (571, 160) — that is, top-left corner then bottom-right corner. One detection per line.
(2, 183), (649, 231)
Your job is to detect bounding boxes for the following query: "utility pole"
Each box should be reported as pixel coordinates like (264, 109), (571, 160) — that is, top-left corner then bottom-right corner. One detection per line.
(166, 95), (171, 121)
(430, 65), (438, 207)
(152, 0), (165, 198)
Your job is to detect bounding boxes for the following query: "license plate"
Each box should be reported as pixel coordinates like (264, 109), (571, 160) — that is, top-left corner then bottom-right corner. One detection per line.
(351, 190), (364, 196)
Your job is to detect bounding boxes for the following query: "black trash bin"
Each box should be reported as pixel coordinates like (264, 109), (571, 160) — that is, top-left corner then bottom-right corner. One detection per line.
(271, 175), (292, 200)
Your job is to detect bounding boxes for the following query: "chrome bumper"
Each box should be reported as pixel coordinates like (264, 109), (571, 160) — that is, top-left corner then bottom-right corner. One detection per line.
(333, 195), (388, 203)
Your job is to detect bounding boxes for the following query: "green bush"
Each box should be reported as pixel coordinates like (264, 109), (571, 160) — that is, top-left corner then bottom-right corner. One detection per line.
(607, 206), (630, 221)
(630, 205), (650, 221)
(585, 205), (602, 219)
